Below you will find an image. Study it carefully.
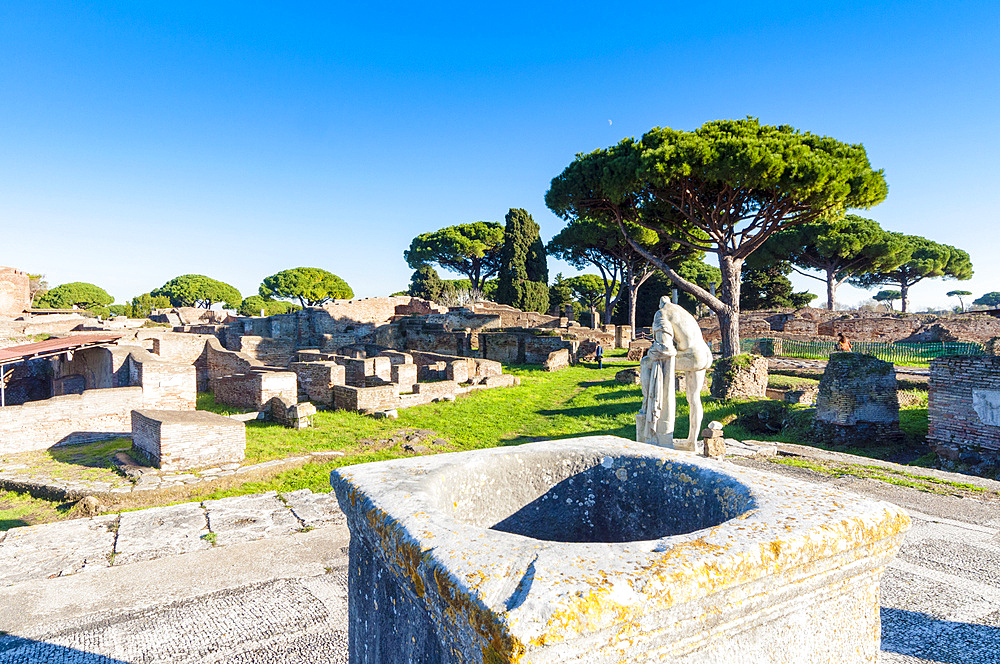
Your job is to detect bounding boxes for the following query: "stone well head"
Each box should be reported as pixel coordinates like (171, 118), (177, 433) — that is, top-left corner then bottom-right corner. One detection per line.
(332, 436), (909, 664)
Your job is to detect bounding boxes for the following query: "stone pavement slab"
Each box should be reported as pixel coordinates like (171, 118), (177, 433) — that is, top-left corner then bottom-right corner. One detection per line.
(281, 489), (345, 529)
(0, 527), (350, 663)
(113, 502), (210, 565)
(0, 515), (116, 586)
(203, 491), (302, 546)
(3, 458), (1000, 662)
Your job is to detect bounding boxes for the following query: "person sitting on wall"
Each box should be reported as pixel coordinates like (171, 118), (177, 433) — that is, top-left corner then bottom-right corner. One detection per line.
(836, 333), (852, 352)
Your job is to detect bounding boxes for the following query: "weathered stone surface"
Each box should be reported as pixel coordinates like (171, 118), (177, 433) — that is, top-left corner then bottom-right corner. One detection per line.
(280, 489), (345, 529)
(114, 503), (210, 565)
(203, 491), (301, 546)
(543, 348), (570, 372)
(615, 367), (641, 384)
(331, 435), (908, 664)
(813, 353), (901, 447)
(627, 338), (651, 361)
(703, 436), (726, 457)
(0, 515), (116, 585)
(725, 438), (778, 457)
(710, 354), (769, 400)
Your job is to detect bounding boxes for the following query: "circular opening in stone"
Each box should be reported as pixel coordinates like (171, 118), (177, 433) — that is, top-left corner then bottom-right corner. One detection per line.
(431, 451), (757, 543)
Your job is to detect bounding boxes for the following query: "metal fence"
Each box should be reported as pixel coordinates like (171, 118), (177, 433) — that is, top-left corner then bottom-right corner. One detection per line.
(743, 337), (986, 366)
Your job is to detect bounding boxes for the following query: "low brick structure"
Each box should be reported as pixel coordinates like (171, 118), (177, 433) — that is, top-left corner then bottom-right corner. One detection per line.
(0, 387), (143, 453)
(813, 353), (901, 447)
(289, 361), (345, 406)
(212, 370), (298, 410)
(710, 355), (768, 400)
(333, 384), (398, 413)
(391, 363), (417, 393)
(928, 356), (1000, 461)
(131, 409), (245, 471)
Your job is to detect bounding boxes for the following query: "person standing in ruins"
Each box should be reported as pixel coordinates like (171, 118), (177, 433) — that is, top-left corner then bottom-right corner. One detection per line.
(595, 343), (603, 369)
(836, 333), (852, 352)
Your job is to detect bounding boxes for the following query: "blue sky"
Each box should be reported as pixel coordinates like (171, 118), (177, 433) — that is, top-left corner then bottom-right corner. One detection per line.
(1, 1), (997, 310)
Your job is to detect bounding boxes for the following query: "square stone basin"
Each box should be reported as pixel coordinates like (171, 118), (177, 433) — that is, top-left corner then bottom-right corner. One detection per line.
(331, 435), (909, 663)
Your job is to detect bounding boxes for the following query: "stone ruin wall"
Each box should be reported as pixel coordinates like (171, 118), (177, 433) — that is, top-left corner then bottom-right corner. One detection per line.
(812, 353), (901, 447)
(698, 307), (1000, 345)
(0, 267), (30, 318)
(0, 387), (144, 454)
(928, 356), (1000, 460)
(131, 409), (245, 471)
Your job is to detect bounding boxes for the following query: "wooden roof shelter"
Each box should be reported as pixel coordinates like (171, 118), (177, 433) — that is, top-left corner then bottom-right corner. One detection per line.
(0, 334), (123, 406)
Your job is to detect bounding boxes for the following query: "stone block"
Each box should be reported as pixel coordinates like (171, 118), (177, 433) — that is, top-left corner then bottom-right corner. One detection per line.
(413, 380), (459, 400)
(615, 367), (641, 385)
(480, 374), (516, 388)
(703, 436), (726, 458)
(627, 339), (651, 361)
(543, 348), (570, 372)
(333, 384), (398, 413)
(331, 435), (909, 664)
(445, 360), (469, 384)
(131, 409), (246, 472)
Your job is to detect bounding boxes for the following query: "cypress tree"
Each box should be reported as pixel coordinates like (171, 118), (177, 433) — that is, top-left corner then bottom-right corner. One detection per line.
(496, 208), (550, 313)
(409, 265), (443, 301)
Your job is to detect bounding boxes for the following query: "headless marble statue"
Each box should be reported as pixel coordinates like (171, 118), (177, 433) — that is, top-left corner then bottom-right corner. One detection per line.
(636, 297), (713, 451)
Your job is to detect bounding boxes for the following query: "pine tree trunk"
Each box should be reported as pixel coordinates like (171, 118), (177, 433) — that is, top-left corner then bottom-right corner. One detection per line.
(826, 268), (836, 310)
(717, 255), (743, 357)
(628, 282), (638, 332)
(900, 281), (909, 313)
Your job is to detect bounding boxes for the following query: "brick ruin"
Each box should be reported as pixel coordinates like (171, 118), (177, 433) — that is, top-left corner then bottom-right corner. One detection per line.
(0, 292), (633, 463)
(698, 307), (1000, 345)
(0, 344), (197, 453)
(132, 409), (245, 471)
(928, 356), (1000, 466)
(0, 267), (30, 318)
(812, 353), (901, 447)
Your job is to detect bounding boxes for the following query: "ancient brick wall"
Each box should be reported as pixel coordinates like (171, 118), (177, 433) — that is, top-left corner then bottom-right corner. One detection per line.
(928, 356), (1000, 458)
(290, 361), (345, 405)
(333, 384), (398, 412)
(0, 387), (143, 453)
(132, 357), (197, 410)
(237, 335), (296, 367)
(918, 317), (1000, 343)
(391, 363), (417, 393)
(131, 409), (245, 471)
(404, 351), (501, 377)
(817, 317), (922, 342)
(149, 332), (217, 364)
(479, 332), (521, 365)
(205, 338), (262, 381)
(0, 266), (30, 317)
(212, 370), (297, 410)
